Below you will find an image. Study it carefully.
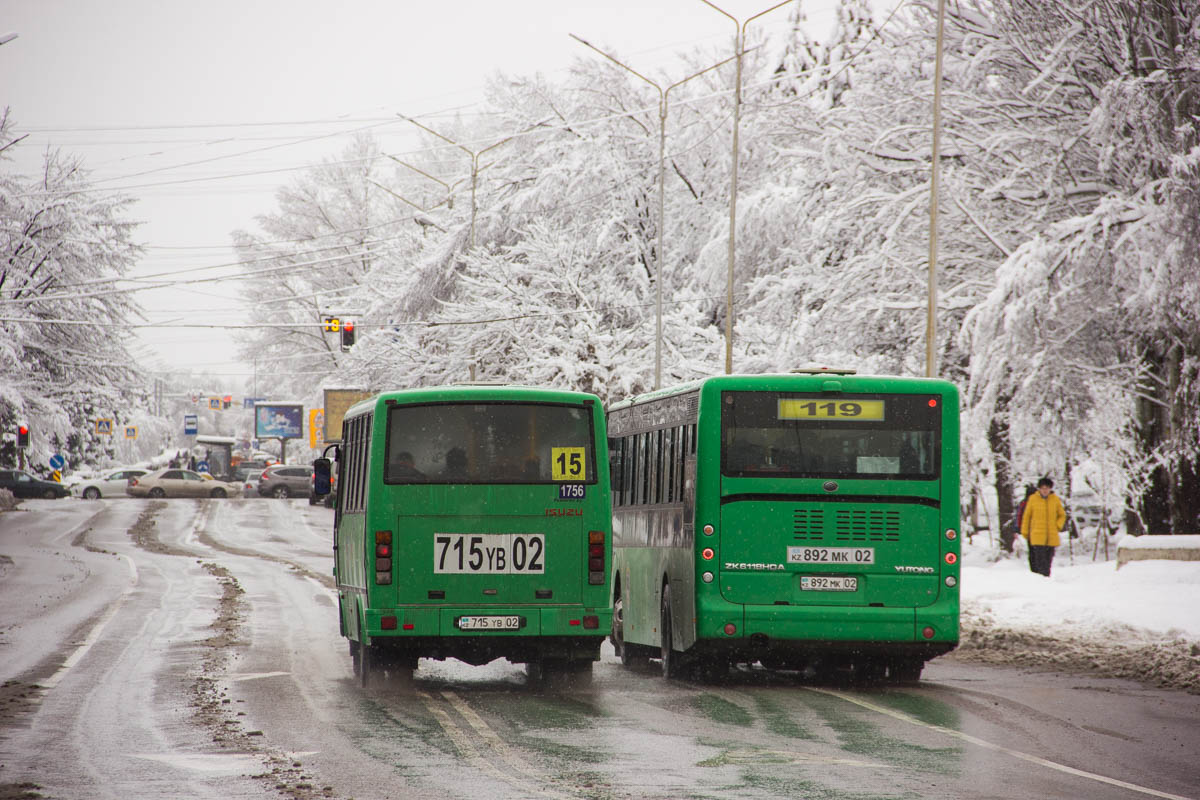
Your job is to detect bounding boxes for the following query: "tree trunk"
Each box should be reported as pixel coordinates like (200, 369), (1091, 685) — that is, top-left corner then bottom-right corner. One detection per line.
(988, 395), (1016, 552)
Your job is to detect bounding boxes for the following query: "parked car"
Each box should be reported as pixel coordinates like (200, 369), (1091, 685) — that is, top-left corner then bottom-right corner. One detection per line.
(0, 469), (70, 499)
(126, 468), (240, 499)
(71, 468), (148, 500)
(256, 465), (313, 499)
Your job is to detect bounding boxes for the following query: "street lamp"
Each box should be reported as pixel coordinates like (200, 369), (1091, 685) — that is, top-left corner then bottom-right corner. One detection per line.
(400, 116), (537, 249)
(571, 35), (737, 390)
(699, 0), (794, 375)
(926, 0), (947, 378)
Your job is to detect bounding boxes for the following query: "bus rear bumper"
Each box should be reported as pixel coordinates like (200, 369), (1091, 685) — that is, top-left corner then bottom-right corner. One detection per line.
(695, 602), (958, 663)
(362, 606), (611, 666)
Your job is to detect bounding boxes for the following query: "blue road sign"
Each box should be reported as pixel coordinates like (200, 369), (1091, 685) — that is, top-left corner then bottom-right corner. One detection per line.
(49, 453), (65, 470)
(184, 414), (198, 435)
(196, 460), (210, 474)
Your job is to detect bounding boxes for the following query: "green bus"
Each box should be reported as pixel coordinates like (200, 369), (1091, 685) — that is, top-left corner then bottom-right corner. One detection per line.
(606, 371), (960, 682)
(317, 385), (612, 686)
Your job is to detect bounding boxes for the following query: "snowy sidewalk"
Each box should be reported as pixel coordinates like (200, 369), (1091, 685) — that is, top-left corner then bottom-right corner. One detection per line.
(955, 539), (1200, 693)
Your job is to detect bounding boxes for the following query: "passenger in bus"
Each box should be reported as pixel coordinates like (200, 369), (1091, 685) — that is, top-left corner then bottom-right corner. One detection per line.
(388, 451), (424, 481)
(442, 447), (469, 480)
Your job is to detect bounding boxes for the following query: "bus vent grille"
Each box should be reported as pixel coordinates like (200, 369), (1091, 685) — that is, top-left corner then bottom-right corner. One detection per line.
(792, 508), (825, 540)
(835, 510), (901, 542)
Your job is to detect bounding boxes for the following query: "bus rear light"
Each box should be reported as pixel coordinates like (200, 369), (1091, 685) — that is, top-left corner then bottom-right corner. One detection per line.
(403, 623), (415, 630)
(569, 619), (581, 626)
(381, 616), (397, 630)
(922, 626), (935, 639)
(945, 576), (957, 587)
(703, 524), (714, 535)
(376, 530), (393, 545)
(945, 552), (957, 565)
(702, 572), (714, 583)
(377, 543), (392, 557)
(376, 557), (392, 572)
(701, 548), (714, 560)
(587, 530), (606, 586)
(945, 529), (957, 540)
(723, 623), (737, 636)
(375, 571), (392, 585)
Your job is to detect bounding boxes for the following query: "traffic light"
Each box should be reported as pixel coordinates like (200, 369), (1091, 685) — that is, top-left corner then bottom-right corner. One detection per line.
(340, 321), (356, 351)
(17, 424), (29, 448)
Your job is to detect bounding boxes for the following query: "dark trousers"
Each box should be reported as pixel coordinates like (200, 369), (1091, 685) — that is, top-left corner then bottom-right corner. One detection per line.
(1029, 544), (1055, 576)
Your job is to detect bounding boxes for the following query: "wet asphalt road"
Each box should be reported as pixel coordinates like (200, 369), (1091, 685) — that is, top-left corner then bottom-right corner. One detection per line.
(1, 498), (1197, 800)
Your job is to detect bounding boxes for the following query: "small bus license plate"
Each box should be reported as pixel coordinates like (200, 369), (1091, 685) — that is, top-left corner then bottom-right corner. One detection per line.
(457, 615), (522, 631)
(800, 576), (858, 592)
(787, 546), (874, 565)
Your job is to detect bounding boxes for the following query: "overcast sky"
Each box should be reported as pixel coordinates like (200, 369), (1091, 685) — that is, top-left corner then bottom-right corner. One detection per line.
(3, 0), (886, 392)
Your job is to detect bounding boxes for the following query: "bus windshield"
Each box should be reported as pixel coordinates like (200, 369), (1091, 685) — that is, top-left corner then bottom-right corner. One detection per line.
(384, 402), (596, 484)
(721, 392), (940, 479)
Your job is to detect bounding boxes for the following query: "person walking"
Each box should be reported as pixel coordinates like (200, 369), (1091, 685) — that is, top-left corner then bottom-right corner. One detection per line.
(1021, 477), (1066, 576)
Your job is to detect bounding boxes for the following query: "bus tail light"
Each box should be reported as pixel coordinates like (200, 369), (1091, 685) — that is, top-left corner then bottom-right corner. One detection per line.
(588, 530), (605, 585)
(944, 552), (957, 565)
(376, 531), (393, 584)
(922, 626), (935, 639)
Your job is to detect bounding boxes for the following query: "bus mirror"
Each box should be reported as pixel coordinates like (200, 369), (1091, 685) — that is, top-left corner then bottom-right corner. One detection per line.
(313, 457), (332, 495)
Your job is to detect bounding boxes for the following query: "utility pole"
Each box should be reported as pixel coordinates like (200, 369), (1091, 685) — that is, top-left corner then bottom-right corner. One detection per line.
(571, 35), (736, 390)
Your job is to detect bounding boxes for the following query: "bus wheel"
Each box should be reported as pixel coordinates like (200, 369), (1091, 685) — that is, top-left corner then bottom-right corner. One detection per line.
(660, 584), (685, 679)
(890, 658), (923, 684)
(611, 595), (625, 658)
(359, 642), (372, 688)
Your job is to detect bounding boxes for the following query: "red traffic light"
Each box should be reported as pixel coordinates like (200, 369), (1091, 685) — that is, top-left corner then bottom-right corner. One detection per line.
(17, 424), (29, 448)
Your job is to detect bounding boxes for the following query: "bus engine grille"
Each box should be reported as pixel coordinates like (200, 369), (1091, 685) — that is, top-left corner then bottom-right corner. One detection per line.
(792, 508), (826, 540)
(835, 509), (901, 542)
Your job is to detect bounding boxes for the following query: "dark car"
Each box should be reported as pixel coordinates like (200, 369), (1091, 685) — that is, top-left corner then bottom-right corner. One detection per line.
(256, 465), (313, 499)
(0, 469), (70, 499)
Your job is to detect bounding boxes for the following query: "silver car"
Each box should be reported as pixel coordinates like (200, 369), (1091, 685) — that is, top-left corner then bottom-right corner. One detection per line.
(255, 465), (313, 499)
(126, 468), (239, 499)
(71, 468), (148, 500)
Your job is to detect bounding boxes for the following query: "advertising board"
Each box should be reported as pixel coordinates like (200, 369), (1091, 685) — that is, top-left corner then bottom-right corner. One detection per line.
(322, 389), (374, 443)
(254, 403), (304, 439)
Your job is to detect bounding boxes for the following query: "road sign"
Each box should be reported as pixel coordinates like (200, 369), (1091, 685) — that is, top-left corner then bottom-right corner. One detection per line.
(125, 426), (138, 439)
(208, 397), (221, 410)
(184, 415), (198, 435)
(51, 470), (62, 483)
(196, 460), (210, 474)
(309, 409), (325, 449)
(95, 419), (113, 435)
(49, 453), (65, 470)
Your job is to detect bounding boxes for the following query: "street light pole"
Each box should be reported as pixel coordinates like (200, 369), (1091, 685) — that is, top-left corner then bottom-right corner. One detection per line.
(927, 0), (946, 378)
(700, 0), (793, 375)
(401, 116), (530, 249)
(571, 35), (736, 390)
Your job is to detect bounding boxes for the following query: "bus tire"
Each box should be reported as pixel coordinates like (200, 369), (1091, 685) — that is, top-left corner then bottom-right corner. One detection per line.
(890, 658), (923, 684)
(611, 593), (625, 658)
(359, 642), (372, 688)
(660, 584), (685, 679)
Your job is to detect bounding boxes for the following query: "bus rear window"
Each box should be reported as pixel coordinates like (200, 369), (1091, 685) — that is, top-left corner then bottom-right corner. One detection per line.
(721, 392), (940, 479)
(384, 402), (596, 484)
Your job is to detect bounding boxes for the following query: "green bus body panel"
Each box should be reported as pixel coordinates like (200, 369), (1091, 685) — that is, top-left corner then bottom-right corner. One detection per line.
(609, 373), (960, 656)
(334, 385), (612, 656)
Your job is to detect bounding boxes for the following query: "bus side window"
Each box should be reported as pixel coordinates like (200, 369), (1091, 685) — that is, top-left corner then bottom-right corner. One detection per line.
(637, 432), (649, 506)
(608, 437), (624, 506)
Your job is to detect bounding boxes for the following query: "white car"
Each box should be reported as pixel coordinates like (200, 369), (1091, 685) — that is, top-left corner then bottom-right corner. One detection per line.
(71, 468), (149, 500)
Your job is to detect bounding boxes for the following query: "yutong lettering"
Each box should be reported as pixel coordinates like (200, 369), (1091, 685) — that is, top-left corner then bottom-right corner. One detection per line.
(894, 565), (935, 574)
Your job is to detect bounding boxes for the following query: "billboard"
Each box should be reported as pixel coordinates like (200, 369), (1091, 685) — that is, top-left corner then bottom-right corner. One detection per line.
(323, 389), (374, 443)
(254, 403), (303, 439)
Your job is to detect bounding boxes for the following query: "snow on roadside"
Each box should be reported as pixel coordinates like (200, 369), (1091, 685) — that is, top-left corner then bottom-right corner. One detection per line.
(954, 539), (1200, 693)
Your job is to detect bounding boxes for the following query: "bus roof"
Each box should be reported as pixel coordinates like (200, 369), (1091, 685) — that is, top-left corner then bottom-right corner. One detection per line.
(607, 373), (957, 412)
(342, 384), (604, 419)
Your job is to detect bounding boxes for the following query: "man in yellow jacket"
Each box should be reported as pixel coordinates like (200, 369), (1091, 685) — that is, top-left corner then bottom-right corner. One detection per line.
(1021, 477), (1066, 576)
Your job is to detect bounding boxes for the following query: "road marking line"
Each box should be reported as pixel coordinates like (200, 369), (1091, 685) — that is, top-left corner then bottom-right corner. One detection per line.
(41, 553), (138, 690)
(442, 690), (565, 789)
(414, 691), (569, 799)
(809, 687), (1196, 800)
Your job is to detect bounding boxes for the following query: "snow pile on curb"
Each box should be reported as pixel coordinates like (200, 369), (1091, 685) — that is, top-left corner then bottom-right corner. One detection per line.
(956, 545), (1200, 693)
